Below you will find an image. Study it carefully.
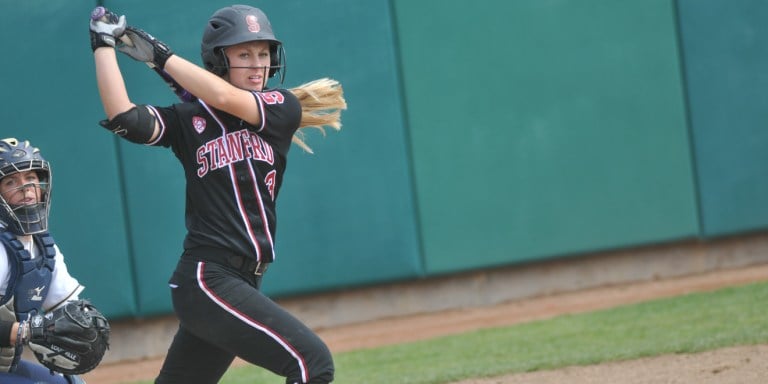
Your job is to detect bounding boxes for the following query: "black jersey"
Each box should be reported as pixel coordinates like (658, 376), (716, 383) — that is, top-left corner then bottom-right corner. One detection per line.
(149, 89), (301, 262)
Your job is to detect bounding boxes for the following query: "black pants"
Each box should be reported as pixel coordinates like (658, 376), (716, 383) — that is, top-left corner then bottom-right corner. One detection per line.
(155, 253), (334, 384)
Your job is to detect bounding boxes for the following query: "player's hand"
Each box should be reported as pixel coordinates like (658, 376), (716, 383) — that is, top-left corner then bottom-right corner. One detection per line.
(117, 27), (174, 69)
(89, 7), (126, 51)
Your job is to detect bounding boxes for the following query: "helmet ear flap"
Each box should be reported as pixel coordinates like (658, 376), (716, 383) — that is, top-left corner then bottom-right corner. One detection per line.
(210, 48), (228, 76)
(203, 48), (227, 76)
(268, 44), (279, 78)
(269, 44), (286, 82)
(269, 45), (278, 76)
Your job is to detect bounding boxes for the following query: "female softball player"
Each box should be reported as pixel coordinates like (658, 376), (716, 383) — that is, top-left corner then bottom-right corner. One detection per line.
(90, 4), (345, 384)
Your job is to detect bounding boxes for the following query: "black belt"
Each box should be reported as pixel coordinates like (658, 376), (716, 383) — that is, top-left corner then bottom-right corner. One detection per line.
(184, 247), (269, 276)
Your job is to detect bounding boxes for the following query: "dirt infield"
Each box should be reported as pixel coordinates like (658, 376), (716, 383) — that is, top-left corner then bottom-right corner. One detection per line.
(83, 263), (768, 384)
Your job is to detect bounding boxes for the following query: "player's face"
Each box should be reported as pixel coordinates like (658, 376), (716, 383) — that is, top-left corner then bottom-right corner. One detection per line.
(0, 171), (42, 207)
(224, 41), (272, 91)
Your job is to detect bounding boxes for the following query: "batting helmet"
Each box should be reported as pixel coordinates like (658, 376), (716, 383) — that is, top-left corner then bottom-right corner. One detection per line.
(201, 5), (286, 82)
(0, 138), (52, 235)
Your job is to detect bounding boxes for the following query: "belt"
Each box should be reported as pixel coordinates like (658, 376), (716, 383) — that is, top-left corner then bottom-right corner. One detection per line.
(184, 247), (269, 276)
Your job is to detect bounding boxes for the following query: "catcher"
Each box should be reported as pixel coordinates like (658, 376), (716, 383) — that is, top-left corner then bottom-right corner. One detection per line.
(0, 138), (110, 384)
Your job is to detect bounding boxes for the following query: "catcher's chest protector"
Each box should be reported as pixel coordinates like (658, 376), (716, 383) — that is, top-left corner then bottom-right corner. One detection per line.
(0, 231), (55, 372)
(0, 231), (56, 317)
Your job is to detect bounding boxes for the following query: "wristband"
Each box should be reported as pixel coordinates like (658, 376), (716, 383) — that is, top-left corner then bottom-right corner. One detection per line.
(16, 320), (28, 347)
(153, 40), (173, 69)
(91, 31), (116, 52)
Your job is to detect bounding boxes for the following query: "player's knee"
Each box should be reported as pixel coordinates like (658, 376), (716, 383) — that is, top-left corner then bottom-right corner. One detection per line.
(286, 343), (334, 384)
(307, 347), (334, 384)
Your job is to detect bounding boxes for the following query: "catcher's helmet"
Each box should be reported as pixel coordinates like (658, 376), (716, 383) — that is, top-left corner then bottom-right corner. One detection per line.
(0, 138), (52, 235)
(201, 5), (286, 83)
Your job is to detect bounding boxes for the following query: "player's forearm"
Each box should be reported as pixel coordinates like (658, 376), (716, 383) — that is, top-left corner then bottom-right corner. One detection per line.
(164, 55), (229, 104)
(164, 55), (260, 124)
(94, 47), (136, 119)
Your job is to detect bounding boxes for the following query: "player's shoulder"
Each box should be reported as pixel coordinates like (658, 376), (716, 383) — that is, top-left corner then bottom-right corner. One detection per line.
(0, 226), (10, 245)
(168, 100), (206, 115)
(263, 87), (295, 97)
(256, 88), (299, 105)
(0, 229), (9, 259)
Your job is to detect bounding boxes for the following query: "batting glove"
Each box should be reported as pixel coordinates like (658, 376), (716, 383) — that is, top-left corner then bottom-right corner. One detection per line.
(89, 7), (126, 51)
(118, 27), (174, 70)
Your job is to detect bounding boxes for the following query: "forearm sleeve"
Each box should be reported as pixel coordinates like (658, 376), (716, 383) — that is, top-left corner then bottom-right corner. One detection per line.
(0, 320), (12, 347)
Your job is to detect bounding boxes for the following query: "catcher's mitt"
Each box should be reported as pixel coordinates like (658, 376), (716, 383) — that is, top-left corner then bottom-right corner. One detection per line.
(26, 299), (110, 375)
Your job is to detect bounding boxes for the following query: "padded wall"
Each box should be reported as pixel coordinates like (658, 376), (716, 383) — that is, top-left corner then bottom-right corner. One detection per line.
(392, 0), (700, 274)
(677, 0), (768, 237)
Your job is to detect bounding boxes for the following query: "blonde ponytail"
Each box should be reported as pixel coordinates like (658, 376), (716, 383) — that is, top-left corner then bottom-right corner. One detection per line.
(289, 78), (347, 154)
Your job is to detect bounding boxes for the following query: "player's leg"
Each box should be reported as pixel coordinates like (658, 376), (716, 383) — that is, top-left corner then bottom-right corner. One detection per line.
(214, 287), (334, 384)
(171, 259), (334, 383)
(154, 325), (235, 384)
(4, 359), (71, 383)
(0, 373), (38, 384)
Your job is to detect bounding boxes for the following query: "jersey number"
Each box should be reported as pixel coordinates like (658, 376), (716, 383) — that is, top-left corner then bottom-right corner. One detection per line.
(260, 91), (285, 105)
(265, 170), (277, 200)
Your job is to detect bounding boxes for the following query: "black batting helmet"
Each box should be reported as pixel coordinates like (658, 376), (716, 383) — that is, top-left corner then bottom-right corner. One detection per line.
(201, 5), (286, 82)
(0, 138), (52, 235)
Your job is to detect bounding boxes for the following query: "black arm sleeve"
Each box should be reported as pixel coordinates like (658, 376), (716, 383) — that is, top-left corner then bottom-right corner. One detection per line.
(0, 320), (12, 347)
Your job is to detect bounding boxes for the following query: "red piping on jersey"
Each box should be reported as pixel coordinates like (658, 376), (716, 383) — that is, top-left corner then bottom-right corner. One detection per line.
(252, 91), (267, 132)
(196, 262), (309, 382)
(246, 91), (275, 255)
(199, 99), (274, 261)
(245, 156), (275, 255)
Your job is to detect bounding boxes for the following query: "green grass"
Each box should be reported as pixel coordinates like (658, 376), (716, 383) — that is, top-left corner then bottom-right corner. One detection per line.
(125, 281), (768, 384)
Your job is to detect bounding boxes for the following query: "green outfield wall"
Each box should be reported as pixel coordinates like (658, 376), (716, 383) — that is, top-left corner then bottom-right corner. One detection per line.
(676, 0), (768, 237)
(0, 0), (765, 319)
(393, 0), (698, 274)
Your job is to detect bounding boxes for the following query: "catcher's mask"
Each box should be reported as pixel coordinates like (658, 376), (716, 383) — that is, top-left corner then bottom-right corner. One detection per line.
(0, 138), (51, 235)
(201, 5), (286, 85)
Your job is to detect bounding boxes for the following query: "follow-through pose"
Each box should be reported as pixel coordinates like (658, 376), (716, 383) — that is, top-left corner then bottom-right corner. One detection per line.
(90, 4), (345, 384)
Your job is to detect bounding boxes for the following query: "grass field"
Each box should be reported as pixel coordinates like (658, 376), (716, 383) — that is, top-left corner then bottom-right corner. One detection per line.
(128, 280), (768, 384)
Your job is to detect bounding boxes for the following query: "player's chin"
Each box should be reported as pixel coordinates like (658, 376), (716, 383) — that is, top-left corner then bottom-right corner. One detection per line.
(246, 77), (266, 90)
(235, 84), (265, 92)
